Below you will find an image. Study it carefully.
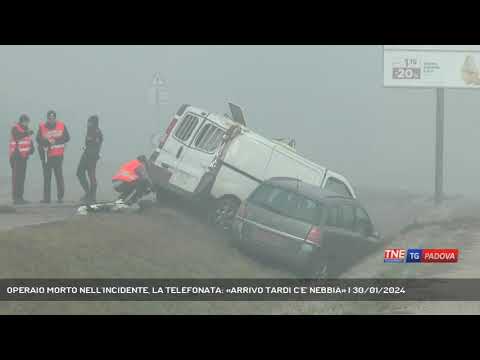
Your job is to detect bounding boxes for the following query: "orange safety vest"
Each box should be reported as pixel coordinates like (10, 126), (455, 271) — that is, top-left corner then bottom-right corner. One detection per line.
(112, 159), (143, 183)
(9, 123), (32, 159)
(39, 121), (65, 157)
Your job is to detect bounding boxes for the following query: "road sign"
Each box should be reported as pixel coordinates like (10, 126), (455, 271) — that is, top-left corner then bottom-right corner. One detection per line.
(148, 73), (168, 106)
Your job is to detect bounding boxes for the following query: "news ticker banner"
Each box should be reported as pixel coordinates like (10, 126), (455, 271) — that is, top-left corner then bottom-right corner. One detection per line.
(2, 279), (480, 301)
(383, 45), (480, 88)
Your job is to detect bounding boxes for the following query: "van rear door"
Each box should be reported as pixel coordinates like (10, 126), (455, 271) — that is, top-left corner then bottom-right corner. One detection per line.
(174, 118), (226, 193)
(160, 112), (203, 189)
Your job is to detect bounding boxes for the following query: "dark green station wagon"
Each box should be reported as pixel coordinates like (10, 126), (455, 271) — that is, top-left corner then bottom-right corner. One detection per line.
(232, 178), (382, 277)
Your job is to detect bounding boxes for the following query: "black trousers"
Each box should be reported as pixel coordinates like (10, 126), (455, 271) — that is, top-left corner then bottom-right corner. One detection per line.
(113, 179), (149, 205)
(43, 156), (65, 201)
(76, 153), (98, 200)
(10, 154), (28, 201)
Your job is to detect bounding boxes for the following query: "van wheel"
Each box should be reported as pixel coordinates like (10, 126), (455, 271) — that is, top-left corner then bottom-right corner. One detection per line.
(156, 188), (174, 205)
(209, 196), (240, 231)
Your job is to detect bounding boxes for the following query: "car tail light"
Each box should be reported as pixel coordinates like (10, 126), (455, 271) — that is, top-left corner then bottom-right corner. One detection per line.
(305, 226), (322, 246)
(158, 118), (178, 149)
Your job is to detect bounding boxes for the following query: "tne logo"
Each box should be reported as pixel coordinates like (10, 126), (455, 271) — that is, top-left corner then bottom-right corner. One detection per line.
(384, 249), (406, 263)
(385, 248), (460, 263)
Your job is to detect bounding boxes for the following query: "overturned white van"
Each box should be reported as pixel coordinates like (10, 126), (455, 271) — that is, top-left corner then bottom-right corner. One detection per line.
(149, 104), (356, 228)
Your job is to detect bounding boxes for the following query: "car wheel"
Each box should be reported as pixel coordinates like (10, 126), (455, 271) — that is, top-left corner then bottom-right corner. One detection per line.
(209, 196), (240, 231)
(306, 255), (329, 279)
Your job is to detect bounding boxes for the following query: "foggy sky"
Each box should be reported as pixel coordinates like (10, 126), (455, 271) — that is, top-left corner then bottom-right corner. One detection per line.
(1, 45), (479, 197)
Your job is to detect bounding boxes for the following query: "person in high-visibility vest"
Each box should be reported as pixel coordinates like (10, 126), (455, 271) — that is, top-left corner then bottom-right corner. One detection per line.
(36, 110), (71, 203)
(9, 114), (34, 204)
(112, 155), (152, 205)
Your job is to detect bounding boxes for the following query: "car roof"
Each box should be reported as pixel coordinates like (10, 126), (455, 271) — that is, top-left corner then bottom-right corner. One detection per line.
(264, 178), (361, 205)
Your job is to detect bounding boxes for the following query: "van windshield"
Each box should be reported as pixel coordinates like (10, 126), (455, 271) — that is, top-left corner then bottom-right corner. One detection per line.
(249, 184), (324, 225)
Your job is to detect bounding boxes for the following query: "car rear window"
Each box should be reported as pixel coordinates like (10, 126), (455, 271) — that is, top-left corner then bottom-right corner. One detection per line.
(249, 184), (324, 225)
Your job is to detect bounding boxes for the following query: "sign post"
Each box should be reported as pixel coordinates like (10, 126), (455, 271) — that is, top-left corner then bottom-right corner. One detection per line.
(435, 88), (444, 205)
(148, 73), (169, 149)
(384, 45), (480, 205)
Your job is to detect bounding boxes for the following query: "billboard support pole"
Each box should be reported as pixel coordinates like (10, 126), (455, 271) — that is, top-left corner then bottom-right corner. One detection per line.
(434, 88), (445, 205)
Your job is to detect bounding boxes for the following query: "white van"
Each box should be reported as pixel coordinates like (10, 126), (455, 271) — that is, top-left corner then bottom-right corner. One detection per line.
(149, 104), (356, 227)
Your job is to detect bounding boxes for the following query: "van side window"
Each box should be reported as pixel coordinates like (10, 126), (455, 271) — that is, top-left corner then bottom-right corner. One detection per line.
(195, 123), (225, 153)
(325, 177), (352, 198)
(174, 114), (199, 142)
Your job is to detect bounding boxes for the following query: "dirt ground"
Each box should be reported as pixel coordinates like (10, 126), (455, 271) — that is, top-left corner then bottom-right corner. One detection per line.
(1, 185), (480, 314)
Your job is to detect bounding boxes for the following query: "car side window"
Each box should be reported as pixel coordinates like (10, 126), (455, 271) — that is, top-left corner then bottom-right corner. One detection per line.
(340, 204), (355, 231)
(324, 177), (353, 198)
(269, 188), (297, 215)
(295, 195), (324, 225)
(250, 185), (324, 224)
(326, 205), (340, 227)
(248, 184), (274, 206)
(174, 114), (199, 142)
(354, 207), (373, 236)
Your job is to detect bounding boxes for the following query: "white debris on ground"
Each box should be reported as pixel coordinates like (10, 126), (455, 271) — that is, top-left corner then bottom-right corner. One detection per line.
(77, 200), (132, 215)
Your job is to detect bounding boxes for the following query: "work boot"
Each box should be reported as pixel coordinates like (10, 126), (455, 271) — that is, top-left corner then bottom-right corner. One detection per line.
(57, 199), (64, 204)
(79, 194), (89, 203)
(13, 198), (29, 205)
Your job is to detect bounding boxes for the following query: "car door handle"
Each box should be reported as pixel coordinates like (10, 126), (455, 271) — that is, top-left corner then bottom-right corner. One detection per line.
(176, 146), (183, 159)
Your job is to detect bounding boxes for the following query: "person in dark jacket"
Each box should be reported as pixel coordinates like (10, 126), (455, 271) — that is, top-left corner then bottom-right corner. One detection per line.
(9, 114), (34, 204)
(77, 115), (103, 203)
(36, 110), (70, 203)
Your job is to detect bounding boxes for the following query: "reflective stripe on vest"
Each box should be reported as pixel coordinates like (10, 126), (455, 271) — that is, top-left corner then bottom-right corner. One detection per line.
(40, 121), (65, 157)
(9, 123), (32, 159)
(112, 159), (142, 183)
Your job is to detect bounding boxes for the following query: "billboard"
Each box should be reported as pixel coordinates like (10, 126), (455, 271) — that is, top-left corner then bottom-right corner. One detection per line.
(384, 45), (480, 88)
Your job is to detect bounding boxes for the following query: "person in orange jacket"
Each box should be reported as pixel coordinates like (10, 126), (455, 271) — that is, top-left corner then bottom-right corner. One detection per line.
(112, 155), (152, 205)
(9, 114), (35, 204)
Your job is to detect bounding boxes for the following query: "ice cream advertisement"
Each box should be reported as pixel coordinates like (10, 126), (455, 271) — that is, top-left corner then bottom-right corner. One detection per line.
(384, 45), (480, 88)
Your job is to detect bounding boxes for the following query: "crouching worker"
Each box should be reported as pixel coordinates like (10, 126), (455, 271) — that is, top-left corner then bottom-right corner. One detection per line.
(112, 155), (152, 206)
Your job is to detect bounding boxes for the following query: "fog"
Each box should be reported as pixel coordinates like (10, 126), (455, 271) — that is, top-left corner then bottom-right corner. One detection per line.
(1, 45), (479, 198)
